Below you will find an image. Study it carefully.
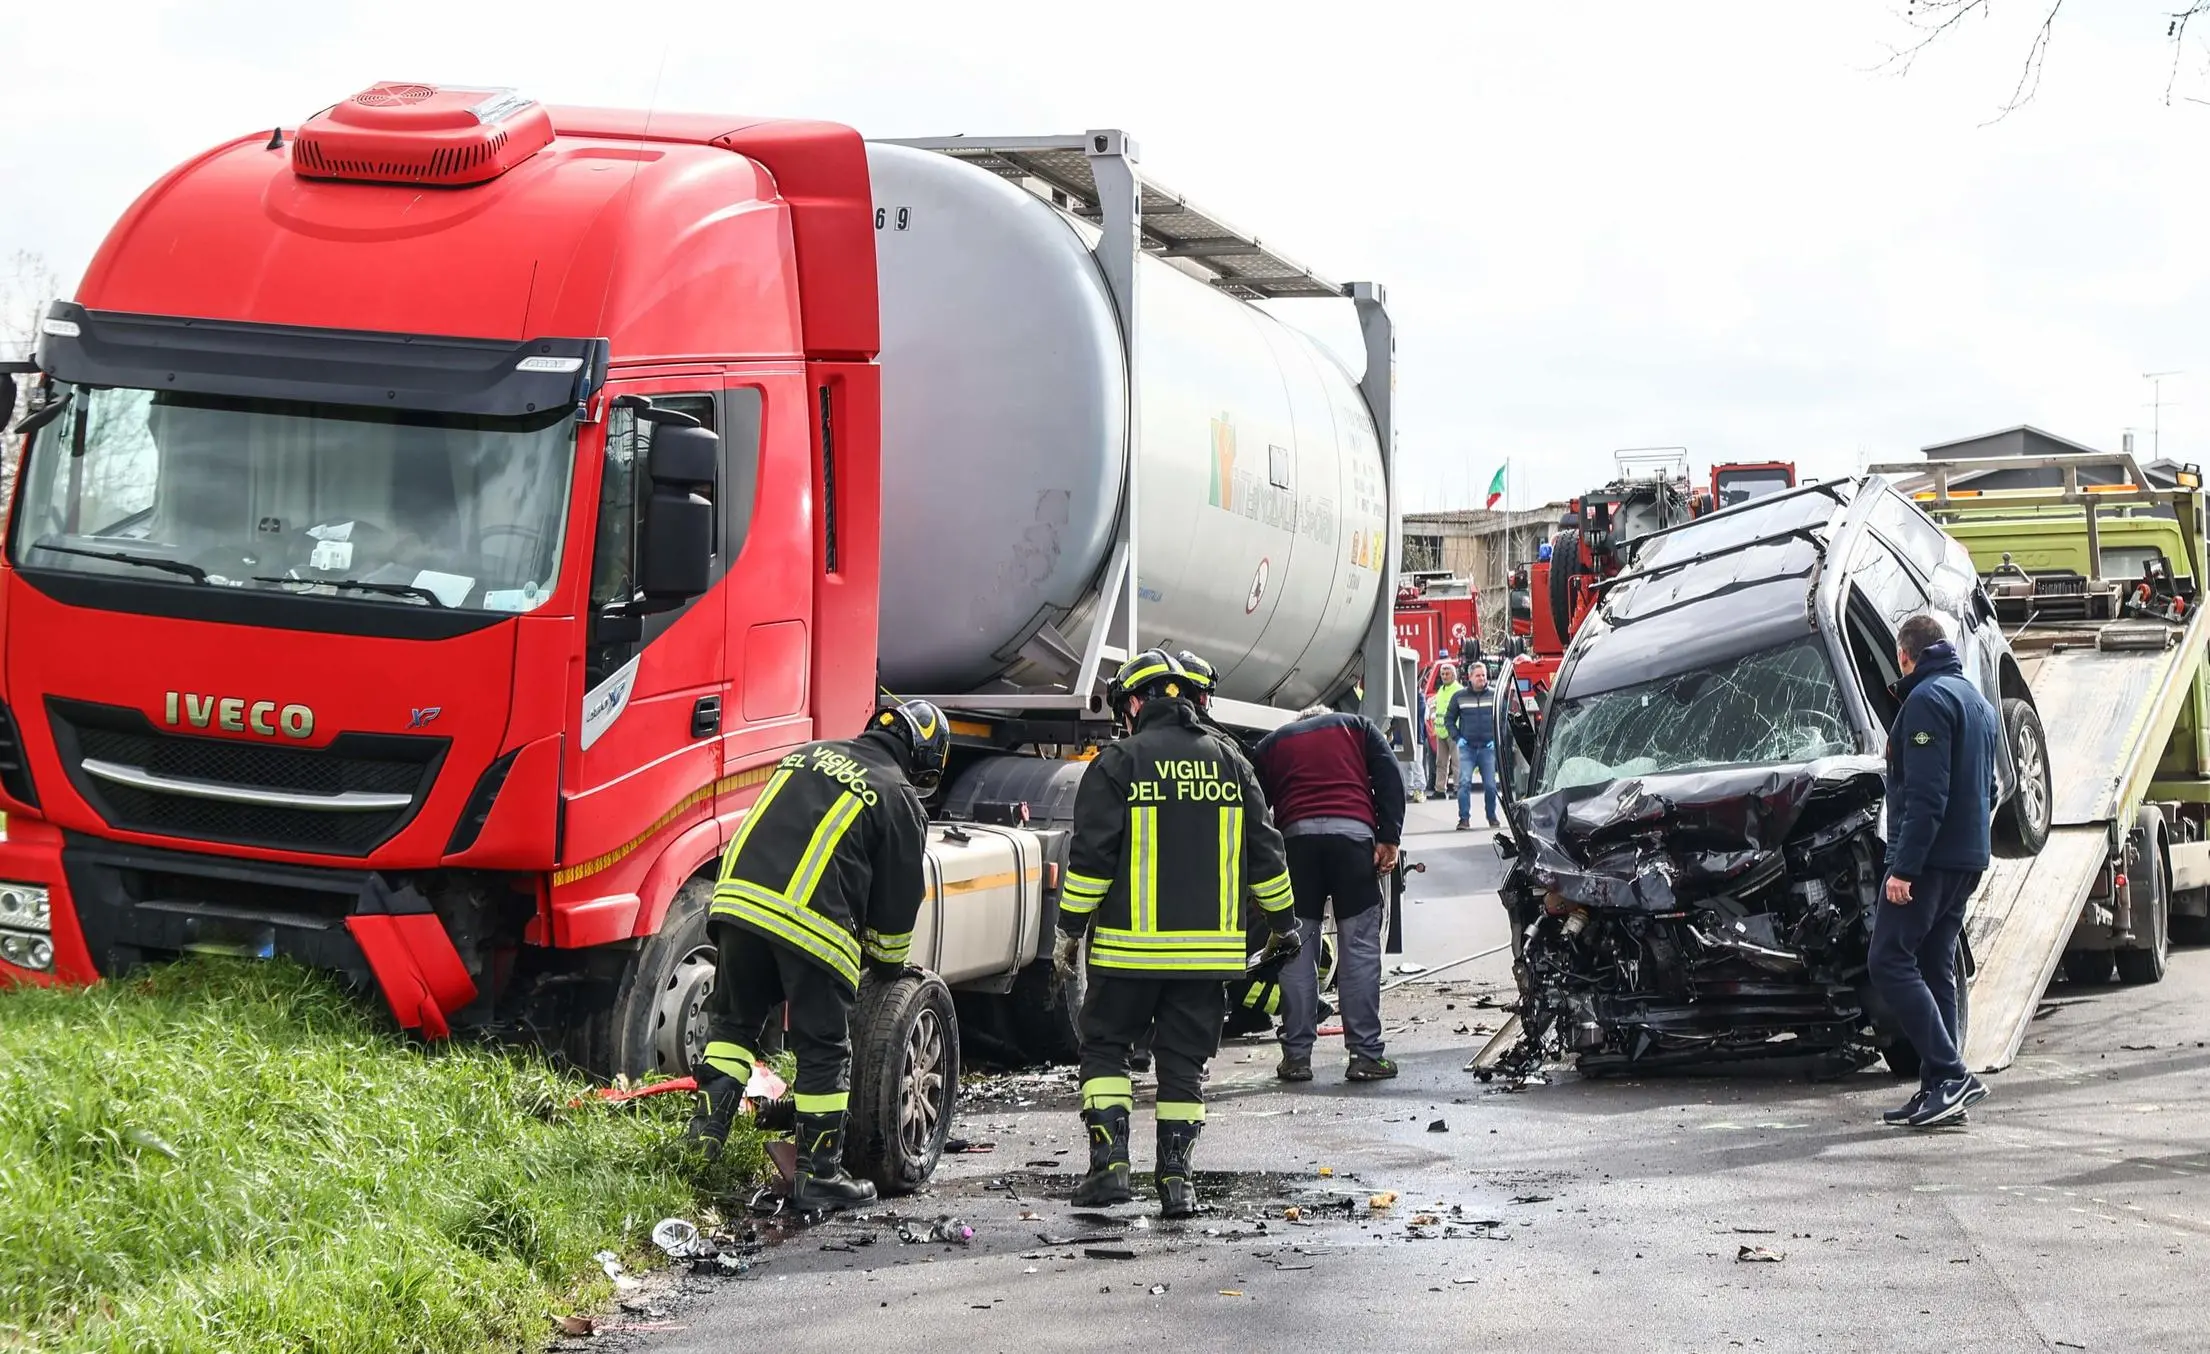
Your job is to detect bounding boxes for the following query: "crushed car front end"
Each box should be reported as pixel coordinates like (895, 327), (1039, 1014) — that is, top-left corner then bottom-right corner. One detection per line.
(1492, 481), (1914, 1076)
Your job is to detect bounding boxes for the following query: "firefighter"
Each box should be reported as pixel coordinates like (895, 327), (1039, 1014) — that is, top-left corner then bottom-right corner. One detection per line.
(1053, 650), (1300, 1217)
(1167, 648), (1320, 1042)
(686, 699), (949, 1213)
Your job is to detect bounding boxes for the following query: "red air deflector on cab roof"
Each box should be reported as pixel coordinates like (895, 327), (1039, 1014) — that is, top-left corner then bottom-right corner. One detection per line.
(291, 83), (556, 187)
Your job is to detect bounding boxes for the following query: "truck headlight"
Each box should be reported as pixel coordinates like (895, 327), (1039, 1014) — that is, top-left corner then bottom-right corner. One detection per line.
(0, 884), (48, 933)
(0, 930), (51, 972)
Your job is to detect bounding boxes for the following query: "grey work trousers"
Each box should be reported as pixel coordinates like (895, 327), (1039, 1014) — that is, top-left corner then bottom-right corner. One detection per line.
(1279, 905), (1385, 1062)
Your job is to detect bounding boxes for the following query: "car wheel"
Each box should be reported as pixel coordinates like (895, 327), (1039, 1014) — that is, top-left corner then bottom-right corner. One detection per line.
(1996, 698), (2052, 856)
(845, 968), (959, 1196)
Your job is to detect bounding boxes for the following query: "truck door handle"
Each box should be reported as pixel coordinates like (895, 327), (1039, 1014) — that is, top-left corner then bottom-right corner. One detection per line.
(692, 696), (722, 739)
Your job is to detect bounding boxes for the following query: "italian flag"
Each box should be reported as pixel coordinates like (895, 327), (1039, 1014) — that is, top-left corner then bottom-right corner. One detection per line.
(1485, 464), (1507, 510)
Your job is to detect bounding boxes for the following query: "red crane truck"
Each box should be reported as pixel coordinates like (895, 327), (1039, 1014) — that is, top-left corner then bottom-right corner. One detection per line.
(0, 85), (1408, 1190)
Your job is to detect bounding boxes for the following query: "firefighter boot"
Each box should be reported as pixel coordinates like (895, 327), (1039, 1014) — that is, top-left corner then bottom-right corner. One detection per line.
(685, 1071), (745, 1160)
(1071, 1107), (1135, 1206)
(1156, 1119), (1203, 1220)
(790, 1112), (878, 1213)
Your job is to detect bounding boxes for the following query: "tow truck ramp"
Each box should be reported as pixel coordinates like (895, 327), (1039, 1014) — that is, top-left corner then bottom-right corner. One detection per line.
(1885, 452), (2210, 1074)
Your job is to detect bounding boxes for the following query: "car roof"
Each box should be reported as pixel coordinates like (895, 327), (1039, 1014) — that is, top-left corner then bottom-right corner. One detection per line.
(1560, 480), (1861, 699)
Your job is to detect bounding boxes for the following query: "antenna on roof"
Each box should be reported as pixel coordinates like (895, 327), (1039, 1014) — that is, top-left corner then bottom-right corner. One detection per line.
(266, 126), (284, 151)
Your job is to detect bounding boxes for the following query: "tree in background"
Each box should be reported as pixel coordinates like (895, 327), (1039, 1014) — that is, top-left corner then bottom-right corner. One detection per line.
(0, 251), (61, 502)
(1889, 1), (2210, 116)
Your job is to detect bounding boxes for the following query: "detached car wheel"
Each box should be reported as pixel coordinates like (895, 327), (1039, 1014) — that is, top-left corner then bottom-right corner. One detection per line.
(1996, 698), (2052, 856)
(845, 968), (960, 1196)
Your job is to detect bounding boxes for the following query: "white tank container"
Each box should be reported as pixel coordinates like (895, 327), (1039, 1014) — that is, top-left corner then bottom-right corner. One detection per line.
(867, 143), (1388, 711)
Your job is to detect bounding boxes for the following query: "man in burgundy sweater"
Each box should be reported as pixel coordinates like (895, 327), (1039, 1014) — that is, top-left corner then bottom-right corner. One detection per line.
(1251, 704), (1409, 1082)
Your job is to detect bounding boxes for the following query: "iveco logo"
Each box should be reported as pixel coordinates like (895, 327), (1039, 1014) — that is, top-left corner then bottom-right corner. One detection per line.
(163, 692), (314, 740)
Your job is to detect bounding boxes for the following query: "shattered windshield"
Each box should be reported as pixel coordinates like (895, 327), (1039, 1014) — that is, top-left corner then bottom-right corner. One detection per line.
(1537, 638), (1854, 793)
(11, 384), (574, 613)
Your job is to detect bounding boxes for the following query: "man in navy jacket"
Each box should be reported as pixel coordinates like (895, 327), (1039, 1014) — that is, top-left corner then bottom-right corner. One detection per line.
(1444, 666), (1500, 830)
(1875, 613), (1999, 1129)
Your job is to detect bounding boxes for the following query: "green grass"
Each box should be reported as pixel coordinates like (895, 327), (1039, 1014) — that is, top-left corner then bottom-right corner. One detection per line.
(0, 958), (759, 1352)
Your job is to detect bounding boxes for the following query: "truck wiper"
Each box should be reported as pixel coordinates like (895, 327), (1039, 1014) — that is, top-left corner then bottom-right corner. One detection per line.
(31, 541), (208, 583)
(250, 576), (450, 608)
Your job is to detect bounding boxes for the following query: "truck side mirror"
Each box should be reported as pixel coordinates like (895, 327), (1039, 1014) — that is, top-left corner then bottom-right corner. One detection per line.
(636, 422), (717, 608)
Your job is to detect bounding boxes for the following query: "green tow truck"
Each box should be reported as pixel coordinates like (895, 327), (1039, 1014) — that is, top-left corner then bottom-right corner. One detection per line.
(1874, 451), (2210, 1071)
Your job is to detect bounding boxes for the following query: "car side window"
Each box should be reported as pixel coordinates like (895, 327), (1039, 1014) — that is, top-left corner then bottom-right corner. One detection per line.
(1850, 530), (1930, 632)
(1867, 487), (1955, 577)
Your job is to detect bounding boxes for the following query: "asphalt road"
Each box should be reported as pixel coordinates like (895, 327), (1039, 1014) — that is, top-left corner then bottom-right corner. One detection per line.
(641, 800), (2210, 1352)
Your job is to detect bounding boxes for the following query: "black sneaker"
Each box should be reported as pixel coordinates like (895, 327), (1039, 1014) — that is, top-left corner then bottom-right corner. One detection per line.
(1455, 821), (1472, 832)
(1346, 1055), (1399, 1082)
(1881, 1089), (1927, 1127)
(1276, 1056), (1313, 1082)
(1959, 1074), (1991, 1112)
(1906, 1074), (1981, 1128)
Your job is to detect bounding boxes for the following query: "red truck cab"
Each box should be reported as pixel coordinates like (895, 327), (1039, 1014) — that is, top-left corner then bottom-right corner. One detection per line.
(0, 85), (880, 1073)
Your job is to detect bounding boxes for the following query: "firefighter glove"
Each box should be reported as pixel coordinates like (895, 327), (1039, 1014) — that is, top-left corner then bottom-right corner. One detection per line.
(1052, 929), (1083, 980)
(1258, 926), (1302, 967)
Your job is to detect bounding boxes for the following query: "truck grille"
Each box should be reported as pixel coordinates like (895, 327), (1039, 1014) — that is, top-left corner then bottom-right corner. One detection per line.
(47, 698), (447, 857)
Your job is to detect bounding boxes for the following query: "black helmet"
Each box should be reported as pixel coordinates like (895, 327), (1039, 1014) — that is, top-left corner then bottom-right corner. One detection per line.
(870, 699), (951, 792)
(1107, 648), (1189, 719)
(1174, 649), (1219, 708)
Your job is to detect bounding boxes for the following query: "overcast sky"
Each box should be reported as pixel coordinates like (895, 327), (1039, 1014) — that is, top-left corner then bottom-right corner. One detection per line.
(4, 1), (2206, 512)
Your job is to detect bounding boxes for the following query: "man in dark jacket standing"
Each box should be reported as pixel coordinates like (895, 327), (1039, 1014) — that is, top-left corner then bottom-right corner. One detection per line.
(1252, 703), (1409, 1083)
(1875, 613), (1998, 1129)
(1445, 665), (1500, 830)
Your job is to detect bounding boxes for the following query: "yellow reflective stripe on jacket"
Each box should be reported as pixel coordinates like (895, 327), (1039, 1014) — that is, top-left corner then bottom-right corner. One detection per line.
(862, 927), (911, 963)
(723, 768), (794, 862)
(1217, 805), (1242, 933)
(710, 878), (862, 985)
(1128, 806), (1157, 932)
(1062, 869), (1110, 915)
(787, 791), (864, 906)
(1088, 945), (1243, 972)
(1090, 925), (1242, 972)
(1251, 870), (1294, 913)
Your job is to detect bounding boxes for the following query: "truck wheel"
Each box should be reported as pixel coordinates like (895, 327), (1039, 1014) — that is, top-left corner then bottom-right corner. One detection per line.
(1880, 946), (1970, 1079)
(2116, 810), (2170, 985)
(1996, 699), (2052, 856)
(1546, 529), (1581, 639)
(563, 875), (719, 1080)
(845, 968), (959, 1196)
(1004, 952), (1083, 1064)
(2063, 949), (2115, 986)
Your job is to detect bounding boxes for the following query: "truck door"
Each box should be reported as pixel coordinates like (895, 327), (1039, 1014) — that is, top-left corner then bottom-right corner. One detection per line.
(559, 379), (730, 925)
(717, 372), (818, 823)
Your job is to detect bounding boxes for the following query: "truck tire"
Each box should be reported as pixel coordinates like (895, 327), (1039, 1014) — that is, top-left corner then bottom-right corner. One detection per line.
(844, 968), (959, 1196)
(2116, 810), (2170, 985)
(562, 875), (721, 1080)
(1004, 952), (1083, 1065)
(1995, 699), (2052, 856)
(1546, 529), (1581, 639)
(1879, 945), (1970, 1080)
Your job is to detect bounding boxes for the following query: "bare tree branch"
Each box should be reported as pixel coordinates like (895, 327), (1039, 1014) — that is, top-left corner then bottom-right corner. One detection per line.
(2165, 2), (2210, 104)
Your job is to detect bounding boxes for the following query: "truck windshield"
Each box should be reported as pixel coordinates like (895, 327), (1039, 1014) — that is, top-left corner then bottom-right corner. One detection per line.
(1715, 469), (1792, 508)
(11, 385), (574, 612)
(1536, 638), (1854, 793)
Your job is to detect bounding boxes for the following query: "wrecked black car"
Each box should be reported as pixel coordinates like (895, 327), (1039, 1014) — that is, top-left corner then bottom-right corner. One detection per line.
(1489, 478), (2051, 1076)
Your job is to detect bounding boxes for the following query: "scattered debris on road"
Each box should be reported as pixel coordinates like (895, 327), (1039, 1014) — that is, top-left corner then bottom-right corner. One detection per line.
(1736, 1245), (1785, 1263)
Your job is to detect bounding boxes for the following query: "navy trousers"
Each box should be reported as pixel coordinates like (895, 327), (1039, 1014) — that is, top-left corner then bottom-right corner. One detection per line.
(1870, 867), (1979, 1089)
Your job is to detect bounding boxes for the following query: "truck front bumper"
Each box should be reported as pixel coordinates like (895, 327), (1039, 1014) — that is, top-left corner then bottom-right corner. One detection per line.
(0, 819), (477, 1036)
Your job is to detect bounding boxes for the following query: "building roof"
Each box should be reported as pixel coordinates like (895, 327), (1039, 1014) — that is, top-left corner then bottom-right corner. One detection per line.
(1918, 424), (2103, 458)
